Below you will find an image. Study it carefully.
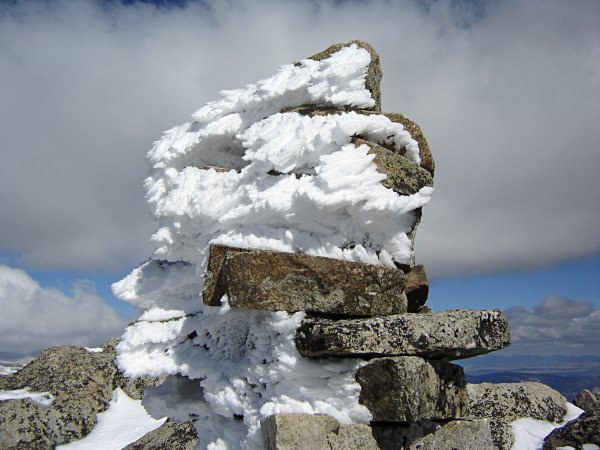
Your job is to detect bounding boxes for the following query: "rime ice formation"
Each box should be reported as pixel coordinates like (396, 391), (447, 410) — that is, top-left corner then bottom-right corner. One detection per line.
(112, 41), (509, 449)
(112, 41), (428, 449)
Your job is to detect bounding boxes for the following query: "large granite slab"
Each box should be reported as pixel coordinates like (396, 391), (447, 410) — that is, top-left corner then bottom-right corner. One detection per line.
(295, 309), (510, 359)
(203, 245), (408, 317)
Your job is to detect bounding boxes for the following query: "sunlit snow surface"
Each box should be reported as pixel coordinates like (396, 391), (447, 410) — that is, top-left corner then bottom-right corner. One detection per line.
(56, 388), (166, 450)
(113, 44), (432, 448)
(510, 403), (589, 450)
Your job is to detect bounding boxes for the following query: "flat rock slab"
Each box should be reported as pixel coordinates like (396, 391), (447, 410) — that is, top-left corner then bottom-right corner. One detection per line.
(356, 357), (469, 422)
(203, 245), (408, 317)
(295, 309), (510, 359)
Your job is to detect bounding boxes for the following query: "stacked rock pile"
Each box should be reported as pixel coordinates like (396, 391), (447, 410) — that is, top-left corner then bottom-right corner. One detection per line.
(194, 41), (511, 449)
(1, 41), (585, 450)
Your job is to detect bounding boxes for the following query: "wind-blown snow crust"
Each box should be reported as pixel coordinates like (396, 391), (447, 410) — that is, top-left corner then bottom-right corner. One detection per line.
(113, 43), (432, 449)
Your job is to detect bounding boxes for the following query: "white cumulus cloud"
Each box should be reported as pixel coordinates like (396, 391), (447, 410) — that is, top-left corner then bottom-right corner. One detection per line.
(0, 265), (129, 357)
(505, 296), (600, 355)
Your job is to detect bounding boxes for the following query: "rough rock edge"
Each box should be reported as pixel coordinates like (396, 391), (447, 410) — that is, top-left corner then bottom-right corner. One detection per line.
(295, 309), (510, 359)
(123, 419), (199, 450)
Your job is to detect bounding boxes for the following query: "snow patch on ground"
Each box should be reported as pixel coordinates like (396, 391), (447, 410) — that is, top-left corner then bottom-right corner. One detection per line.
(0, 388), (54, 406)
(56, 388), (166, 450)
(511, 402), (585, 450)
(84, 347), (103, 353)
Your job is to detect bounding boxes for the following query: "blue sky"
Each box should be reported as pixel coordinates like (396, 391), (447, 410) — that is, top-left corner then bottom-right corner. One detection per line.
(0, 0), (598, 360)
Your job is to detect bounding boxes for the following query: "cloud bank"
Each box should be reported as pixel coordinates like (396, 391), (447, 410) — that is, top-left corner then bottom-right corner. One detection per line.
(0, 265), (128, 357)
(0, 0), (598, 278)
(506, 296), (600, 356)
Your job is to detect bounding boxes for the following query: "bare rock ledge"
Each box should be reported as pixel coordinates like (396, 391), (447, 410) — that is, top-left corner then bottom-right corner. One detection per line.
(295, 309), (510, 359)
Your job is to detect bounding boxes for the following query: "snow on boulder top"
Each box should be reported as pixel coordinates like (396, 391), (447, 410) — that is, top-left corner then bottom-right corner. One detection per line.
(112, 41), (435, 449)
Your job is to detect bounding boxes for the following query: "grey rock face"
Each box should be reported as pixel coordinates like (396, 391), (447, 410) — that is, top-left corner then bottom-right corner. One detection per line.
(467, 382), (568, 450)
(261, 413), (340, 450)
(123, 419), (198, 450)
(261, 413), (379, 450)
(0, 346), (117, 448)
(295, 309), (510, 359)
(203, 246), (408, 317)
(404, 265), (429, 312)
(327, 423), (379, 450)
(467, 382), (567, 422)
(356, 357), (469, 422)
(543, 407), (600, 450)
(573, 388), (598, 412)
(407, 419), (494, 450)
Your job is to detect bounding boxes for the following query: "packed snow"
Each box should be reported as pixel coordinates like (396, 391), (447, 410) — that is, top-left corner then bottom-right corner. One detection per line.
(0, 388), (54, 406)
(56, 388), (166, 450)
(113, 43), (431, 448)
(84, 347), (104, 353)
(510, 402), (586, 450)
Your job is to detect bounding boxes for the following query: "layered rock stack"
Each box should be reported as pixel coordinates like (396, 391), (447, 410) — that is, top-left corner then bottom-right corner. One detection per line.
(195, 42), (511, 449)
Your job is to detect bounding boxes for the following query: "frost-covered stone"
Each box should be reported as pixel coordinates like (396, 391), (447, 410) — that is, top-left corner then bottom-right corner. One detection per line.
(307, 40), (382, 112)
(103, 338), (165, 400)
(356, 357), (469, 422)
(407, 419), (494, 450)
(468, 382), (568, 450)
(113, 40), (436, 448)
(543, 406), (600, 450)
(354, 139), (433, 196)
(282, 107), (435, 175)
(203, 245), (408, 316)
(123, 419), (198, 450)
(0, 346), (117, 448)
(295, 309), (510, 359)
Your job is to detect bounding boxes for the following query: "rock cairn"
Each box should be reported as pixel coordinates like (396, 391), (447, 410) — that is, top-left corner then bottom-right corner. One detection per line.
(197, 41), (511, 449)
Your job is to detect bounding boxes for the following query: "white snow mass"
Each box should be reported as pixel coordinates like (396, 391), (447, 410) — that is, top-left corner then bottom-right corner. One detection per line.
(113, 43), (431, 449)
(0, 388), (54, 407)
